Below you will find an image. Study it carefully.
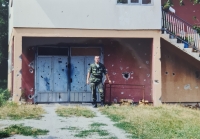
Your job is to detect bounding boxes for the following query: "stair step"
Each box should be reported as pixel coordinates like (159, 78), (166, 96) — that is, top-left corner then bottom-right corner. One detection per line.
(190, 52), (199, 59)
(183, 48), (193, 54)
(170, 39), (177, 43)
(161, 34), (169, 40)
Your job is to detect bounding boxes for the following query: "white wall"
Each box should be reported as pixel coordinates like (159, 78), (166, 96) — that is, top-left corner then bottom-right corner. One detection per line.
(9, 0), (161, 38)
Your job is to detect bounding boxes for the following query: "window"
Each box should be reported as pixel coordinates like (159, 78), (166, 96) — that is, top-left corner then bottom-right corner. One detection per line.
(117, 0), (153, 5)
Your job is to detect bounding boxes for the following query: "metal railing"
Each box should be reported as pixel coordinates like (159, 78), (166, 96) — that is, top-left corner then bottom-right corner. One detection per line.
(104, 83), (145, 104)
(162, 9), (200, 51)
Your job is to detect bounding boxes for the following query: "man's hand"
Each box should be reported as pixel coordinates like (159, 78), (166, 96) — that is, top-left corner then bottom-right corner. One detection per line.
(87, 80), (90, 84)
(108, 80), (112, 84)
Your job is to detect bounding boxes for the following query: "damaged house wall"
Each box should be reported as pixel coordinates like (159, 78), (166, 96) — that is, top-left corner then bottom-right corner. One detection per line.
(161, 39), (200, 102)
(22, 37), (152, 103)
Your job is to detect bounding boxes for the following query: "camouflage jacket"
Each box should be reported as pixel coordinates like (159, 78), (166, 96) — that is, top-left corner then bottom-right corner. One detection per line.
(88, 63), (107, 83)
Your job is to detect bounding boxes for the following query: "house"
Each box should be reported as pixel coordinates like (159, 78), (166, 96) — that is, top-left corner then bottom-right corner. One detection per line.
(7, 0), (200, 105)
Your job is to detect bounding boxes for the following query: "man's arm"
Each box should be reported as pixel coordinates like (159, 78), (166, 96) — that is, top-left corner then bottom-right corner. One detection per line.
(87, 72), (90, 84)
(105, 74), (112, 84)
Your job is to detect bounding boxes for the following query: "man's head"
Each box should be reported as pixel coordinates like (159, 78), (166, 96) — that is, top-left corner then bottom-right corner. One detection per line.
(94, 56), (100, 64)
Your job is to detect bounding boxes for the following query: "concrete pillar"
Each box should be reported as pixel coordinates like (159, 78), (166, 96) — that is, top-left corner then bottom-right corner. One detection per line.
(12, 35), (22, 102)
(152, 36), (162, 106)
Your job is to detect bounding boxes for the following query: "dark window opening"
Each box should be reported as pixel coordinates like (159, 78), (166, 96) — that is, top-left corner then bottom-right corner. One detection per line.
(38, 47), (68, 56)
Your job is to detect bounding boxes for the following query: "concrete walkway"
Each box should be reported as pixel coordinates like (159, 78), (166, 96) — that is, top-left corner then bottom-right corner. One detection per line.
(0, 104), (129, 139)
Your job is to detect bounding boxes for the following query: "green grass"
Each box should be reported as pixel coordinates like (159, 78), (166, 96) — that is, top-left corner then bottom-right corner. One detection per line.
(90, 122), (107, 127)
(56, 106), (96, 118)
(0, 124), (49, 138)
(74, 128), (109, 138)
(0, 102), (45, 120)
(99, 104), (200, 139)
(61, 126), (79, 130)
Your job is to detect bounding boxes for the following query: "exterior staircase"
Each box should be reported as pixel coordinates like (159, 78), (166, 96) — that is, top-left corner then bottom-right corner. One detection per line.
(161, 9), (200, 60)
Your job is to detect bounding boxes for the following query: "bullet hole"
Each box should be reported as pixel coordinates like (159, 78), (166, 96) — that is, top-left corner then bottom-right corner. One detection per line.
(154, 80), (159, 83)
(48, 66), (49, 68)
(88, 64), (90, 66)
(147, 74), (150, 77)
(75, 67), (77, 68)
(108, 54), (110, 56)
(146, 61), (149, 64)
(131, 77), (133, 79)
(41, 76), (43, 78)
(195, 86), (199, 89)
(122, 72), (130, 80)
(19, 87), (22, 90)
(112, 72), (116, 75)
(62, 69), (64, 71)
(29, 69), (33, 73)
(112, 81), (115, 83)
(120, 67), (123, 70)
(184, 84), (191, 90)
(19, 55), (22, 60)
(58, 61), (62, 63)
(177, 87), (179, 89)
(30, 88), (33, 92)
(59, 74), (60, 75)
(144, 79), (146, 81)
(112, 64), (114, 67)
(139, 66), (142, 68)
(131, 71), (134, 74)
(126, 67), (129, 69)
(121, 92), (124, 94)
(172, 73), (175, 76)
(145, 53), (146, 55)
(28, 61), (34, 69)
(195, 71), (199, 78)
(165, 72), (168, 75)
(28, 94), (34, 99)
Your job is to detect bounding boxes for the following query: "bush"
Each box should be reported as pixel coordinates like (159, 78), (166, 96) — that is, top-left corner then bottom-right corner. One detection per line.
(0, 88), (10, 106)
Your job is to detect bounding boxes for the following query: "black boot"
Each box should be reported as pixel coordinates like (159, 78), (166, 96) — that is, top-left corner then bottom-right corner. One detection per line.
(93, 101), (97, 108)
(100, 100), (104, 107)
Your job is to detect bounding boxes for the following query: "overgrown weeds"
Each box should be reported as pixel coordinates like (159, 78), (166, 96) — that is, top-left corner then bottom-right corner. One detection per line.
(0, 124), (48, 138)
(0, 102), (45, 120)
(0, 88), (10, 106)
(100, 104), (200, 139)
(56, 106), (96, 118)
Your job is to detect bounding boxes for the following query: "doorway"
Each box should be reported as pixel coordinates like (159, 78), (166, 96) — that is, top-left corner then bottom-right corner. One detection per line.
(35, 46), (102, 103)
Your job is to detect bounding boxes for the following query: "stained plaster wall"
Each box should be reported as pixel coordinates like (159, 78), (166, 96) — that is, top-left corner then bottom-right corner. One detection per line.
(22, 37), (152, 102)
(161, 39), (200, 102)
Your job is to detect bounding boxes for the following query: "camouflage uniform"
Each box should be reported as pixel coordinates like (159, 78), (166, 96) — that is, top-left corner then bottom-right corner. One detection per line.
(88, 63), (107, 103)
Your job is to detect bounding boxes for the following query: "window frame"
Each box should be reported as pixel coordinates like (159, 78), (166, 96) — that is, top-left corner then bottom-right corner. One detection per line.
(117, 0), (153, 6)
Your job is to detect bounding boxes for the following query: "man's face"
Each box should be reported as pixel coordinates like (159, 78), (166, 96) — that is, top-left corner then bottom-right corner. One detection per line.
(94, 56), (100, 64)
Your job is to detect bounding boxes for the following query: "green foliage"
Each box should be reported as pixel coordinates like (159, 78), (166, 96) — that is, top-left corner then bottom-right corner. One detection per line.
(0, 88), (10, 106)
(0, 124), (49, 138)
(193, 26), (200, 35)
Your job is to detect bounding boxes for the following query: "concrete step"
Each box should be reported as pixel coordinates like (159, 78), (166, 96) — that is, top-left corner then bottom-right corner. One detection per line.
(183, 48), (193, 54)
(176, 43), (184, 49)
(170, 39), (177, 44)
(161, 34), (169, 40)
(190, 52), (199, 59)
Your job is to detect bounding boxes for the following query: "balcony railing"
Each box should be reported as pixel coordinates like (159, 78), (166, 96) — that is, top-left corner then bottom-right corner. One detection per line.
(161, 8), (200, 51)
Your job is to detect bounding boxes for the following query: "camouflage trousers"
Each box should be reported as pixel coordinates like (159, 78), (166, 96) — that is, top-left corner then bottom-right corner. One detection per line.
(90, 82), (104, 102)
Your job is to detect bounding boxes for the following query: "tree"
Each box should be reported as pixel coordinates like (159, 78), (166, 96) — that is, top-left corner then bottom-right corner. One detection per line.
(0, 0), (9, 63)
(0, 0), (9, 81)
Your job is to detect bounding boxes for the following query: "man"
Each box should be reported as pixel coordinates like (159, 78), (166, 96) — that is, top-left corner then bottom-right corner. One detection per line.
(87, 56), (111, 108)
